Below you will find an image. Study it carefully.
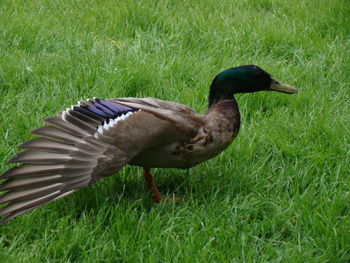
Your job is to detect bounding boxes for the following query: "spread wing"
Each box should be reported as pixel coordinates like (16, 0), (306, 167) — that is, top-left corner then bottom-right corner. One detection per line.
(0, 98), (201, 225)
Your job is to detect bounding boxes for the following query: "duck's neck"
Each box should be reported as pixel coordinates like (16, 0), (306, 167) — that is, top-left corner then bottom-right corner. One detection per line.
(205, 99), (241, 137)
(207, 81), (241, 128)
(208, 87), (233, 107)
(206, 99), (239, 116)
(208, 81), (243, 107)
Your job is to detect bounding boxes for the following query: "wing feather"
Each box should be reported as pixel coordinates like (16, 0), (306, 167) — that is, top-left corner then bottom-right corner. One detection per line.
(31, 126), (84, 145)
(0, 175), (63, 191)
(44, 116), (88, 137)
(19, 138), (77, 153)
(0, 183), (64, 204)
(0, 191), (62, 217)
(9, 151), (71, 164)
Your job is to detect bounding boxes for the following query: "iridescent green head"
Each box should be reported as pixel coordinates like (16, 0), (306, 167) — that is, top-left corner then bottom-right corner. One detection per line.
(208, 65), (297, 106)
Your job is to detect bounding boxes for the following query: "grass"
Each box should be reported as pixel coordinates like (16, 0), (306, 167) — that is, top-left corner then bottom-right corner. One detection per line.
(0, 0), (349, 261)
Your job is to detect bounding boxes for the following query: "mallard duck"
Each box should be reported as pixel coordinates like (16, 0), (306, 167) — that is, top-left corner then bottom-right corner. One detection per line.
(0, 65), (297, 225)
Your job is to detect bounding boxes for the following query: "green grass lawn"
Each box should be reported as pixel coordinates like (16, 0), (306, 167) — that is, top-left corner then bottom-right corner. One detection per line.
(0, 0), (349, 262)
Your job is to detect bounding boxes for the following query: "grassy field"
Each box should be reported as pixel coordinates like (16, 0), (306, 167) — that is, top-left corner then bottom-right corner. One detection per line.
(0, 0), (349, 262)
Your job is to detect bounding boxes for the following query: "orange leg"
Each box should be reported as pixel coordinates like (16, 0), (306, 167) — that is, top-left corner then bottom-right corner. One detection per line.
(143, 168), (161, 203)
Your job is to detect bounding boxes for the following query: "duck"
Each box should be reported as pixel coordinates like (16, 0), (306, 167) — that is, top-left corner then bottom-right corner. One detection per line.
(0, 65), (297, 225)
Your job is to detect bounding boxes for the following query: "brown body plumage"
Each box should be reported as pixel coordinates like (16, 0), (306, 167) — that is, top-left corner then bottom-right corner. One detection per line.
(128, 99), (240, 169)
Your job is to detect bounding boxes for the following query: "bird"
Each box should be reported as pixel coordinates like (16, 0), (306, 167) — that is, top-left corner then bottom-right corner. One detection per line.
(0, 65), (297, 225)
